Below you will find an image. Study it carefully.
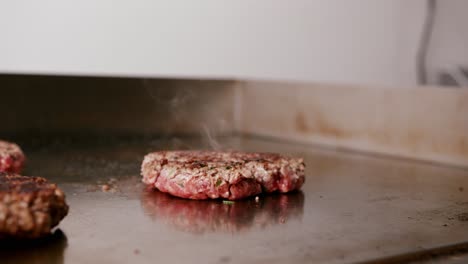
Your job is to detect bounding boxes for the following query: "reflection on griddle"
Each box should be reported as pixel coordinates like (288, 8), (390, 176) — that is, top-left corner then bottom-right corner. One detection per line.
(141, 189), (304, 234)
(0, 229), (67, 264)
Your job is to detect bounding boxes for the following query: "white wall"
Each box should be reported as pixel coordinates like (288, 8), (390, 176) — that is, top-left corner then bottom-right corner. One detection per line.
(0, 0), (426, 86)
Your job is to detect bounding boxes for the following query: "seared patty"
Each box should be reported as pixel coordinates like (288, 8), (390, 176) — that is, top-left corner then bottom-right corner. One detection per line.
(0, 173), (68, 239)
(141, 151), (305, 200)
(0, 140), (25, 173)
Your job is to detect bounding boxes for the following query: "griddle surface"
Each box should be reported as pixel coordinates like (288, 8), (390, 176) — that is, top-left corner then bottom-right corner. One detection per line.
(1, 136), (468, 264)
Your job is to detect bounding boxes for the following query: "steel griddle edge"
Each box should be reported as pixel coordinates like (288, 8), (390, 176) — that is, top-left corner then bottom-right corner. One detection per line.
(1, 135), (468, 264)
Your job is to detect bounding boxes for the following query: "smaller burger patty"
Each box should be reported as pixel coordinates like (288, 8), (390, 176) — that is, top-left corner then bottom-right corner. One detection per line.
(0, 140), (25, 173)
(141, 151), (305, 200)
(0, 173), (69, 239)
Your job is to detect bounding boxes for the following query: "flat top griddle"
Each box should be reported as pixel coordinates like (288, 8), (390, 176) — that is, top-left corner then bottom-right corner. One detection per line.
(1, 135), (468, 264)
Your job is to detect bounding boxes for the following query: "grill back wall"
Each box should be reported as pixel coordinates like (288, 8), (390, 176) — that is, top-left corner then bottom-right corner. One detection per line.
(0, 75), (237, 136)
(1, 74), (468, 168)
(238, 81), (468, 168)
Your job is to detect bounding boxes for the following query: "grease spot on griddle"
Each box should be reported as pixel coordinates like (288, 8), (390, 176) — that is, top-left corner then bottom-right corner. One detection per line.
(457, 213), (468, 222)
(295, 111), (347, 138)
(369, 196), (399, 202)
(219, 256), (231, 263)
(295, 112), (309, 133)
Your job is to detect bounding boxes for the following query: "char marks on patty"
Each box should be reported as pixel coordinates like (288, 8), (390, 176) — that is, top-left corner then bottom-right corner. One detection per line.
(141, 151), (305, 200)
(0, 173), (69, 239)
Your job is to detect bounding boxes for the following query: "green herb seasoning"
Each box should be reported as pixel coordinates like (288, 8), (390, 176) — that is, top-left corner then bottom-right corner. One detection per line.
(215, 178), (223, 187)
(223, 200), (235, 205)
(225, 166), (232, 170)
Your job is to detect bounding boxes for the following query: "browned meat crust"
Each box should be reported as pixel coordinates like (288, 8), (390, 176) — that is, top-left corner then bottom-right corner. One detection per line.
(0, 173), (68, 239)
(141, 151), (305, 200)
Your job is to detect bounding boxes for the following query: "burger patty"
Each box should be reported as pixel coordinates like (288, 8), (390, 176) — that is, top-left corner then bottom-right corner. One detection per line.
(0, 140), (25, 173)
(141, 151), (305, 200)
(0, 173), (69, 239)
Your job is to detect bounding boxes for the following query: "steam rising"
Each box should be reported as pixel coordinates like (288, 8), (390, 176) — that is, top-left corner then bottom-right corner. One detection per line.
(202, 124), (221, 150)
(142, 79), (227, 150)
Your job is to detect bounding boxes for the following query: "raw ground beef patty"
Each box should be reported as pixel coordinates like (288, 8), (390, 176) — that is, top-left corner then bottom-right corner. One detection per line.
(0, 140), (25, 173)
(141, 151), (305, 200)
(0, 173), (69, 239)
